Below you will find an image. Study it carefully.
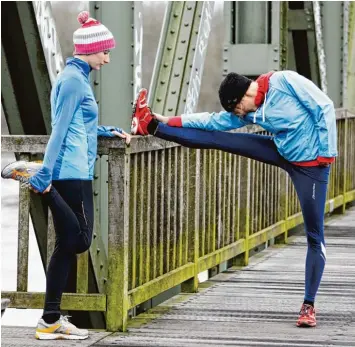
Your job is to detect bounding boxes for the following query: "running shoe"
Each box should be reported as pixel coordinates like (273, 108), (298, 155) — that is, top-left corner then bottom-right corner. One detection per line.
(296, 303), (316, 327)
(1, 160), (42, 188)
(131, 88), (154, 135)
(35, 315), (89, 340)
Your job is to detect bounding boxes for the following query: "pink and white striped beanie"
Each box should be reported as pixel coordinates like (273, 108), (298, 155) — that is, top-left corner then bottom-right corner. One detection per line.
(73, 11), (116, 55)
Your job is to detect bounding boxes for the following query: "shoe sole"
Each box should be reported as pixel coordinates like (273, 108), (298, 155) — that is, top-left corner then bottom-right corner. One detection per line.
(35, 332), (89, 340)
(1, 161), (26, 179)
(131, 89), (148, 135)
(296, 322), (316, 327)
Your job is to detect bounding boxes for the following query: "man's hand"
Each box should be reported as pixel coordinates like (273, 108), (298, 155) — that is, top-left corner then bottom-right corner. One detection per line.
(112, 130), (131, 145)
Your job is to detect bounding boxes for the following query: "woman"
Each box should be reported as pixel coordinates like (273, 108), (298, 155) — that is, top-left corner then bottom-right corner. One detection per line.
(2, 11), (131, 340)
(131, 70), (337, 328)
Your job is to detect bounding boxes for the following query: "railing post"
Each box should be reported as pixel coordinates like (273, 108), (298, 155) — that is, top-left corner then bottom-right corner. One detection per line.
(106, 148), (130, 331)
(342, 115), (348, 214)
(234, 157), (251, 266)
(17, 153), (30, 292)
(182, 149), (200, 292)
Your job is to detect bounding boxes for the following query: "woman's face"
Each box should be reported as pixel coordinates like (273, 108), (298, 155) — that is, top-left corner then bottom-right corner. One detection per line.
(87, 51), (110, 70)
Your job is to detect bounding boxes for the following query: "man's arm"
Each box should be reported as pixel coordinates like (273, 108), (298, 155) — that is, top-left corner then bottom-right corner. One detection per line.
(282, 71), (337, 157)
(97, 125), (123, 137)
(30, 78), (83, 193)
(169, 111), (249, 131)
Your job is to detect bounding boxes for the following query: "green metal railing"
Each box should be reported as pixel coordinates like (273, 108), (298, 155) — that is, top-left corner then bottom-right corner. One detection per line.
(1, 109), (354, 331)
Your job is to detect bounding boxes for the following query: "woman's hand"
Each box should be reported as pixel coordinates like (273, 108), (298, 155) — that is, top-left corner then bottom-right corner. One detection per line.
(30, 184), (52, 194)
(112, 130), (131, 145)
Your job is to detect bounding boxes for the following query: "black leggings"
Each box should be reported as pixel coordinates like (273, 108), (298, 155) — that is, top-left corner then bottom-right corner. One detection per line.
(42, 180), (94, 317)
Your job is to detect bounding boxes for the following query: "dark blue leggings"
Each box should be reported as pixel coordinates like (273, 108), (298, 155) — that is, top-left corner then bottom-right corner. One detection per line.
(43, 180), (94, 317)
(155, 124), (330, 303)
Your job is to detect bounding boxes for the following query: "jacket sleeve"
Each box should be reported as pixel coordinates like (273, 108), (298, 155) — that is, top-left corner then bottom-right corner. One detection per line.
(97, 125), (123, 137)
(180, 111), (249, 131)
(29, 78), (83, 193)
(282, 70), (337, 157)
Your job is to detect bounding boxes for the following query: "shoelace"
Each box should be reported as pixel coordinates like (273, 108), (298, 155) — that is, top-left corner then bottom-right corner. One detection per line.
(300, 305), (313, 317)
(60, 315), (73, 326)
(13, 174), (31, 189)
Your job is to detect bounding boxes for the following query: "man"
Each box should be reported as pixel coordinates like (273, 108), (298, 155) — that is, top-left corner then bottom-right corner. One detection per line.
(131, 70), (337, 327)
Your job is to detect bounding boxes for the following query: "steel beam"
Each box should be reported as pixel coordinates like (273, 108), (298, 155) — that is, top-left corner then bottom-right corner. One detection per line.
(149, 1), (213, 116)
(224, 1), (281, 76)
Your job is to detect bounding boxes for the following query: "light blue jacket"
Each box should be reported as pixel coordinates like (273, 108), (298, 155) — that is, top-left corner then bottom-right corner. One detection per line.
(30, 58), (122, 193)
(181, 71), (337, 162)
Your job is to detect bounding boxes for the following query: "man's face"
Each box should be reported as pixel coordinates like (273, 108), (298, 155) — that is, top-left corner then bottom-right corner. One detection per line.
(87, 51), (111, 70)
(233, 95), (253, 116)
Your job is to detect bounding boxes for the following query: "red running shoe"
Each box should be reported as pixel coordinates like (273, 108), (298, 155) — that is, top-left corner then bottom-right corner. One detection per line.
(296, 304), (316, 327)
(131, 88), (154, 136)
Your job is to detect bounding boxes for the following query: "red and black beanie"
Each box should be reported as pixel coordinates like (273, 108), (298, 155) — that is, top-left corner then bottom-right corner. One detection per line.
(219, 73), (252, 112)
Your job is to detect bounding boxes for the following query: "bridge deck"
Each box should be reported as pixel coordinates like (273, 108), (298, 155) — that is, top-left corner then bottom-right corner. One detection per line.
(2, 207), (355, 347)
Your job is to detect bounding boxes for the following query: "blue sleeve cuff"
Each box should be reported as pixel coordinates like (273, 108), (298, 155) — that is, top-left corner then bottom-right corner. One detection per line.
(29, 167), (52, 193)
(97, 126), (123, 137)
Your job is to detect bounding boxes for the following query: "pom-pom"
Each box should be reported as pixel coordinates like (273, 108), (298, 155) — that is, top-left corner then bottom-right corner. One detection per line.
(77, 11), (89, 25)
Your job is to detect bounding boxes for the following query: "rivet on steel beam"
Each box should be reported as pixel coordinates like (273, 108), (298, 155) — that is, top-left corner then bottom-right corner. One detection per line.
(181, 40), (186, 43)
(224, 59), (228, 62)
(223, 69), (228, 72)
(174, 73), (180, 77)
(187, 81), (189, 85)
(173, 13), (179, 18)
(184, 23), (189, 27)
(274, 47), (278, 52)
(103, 278), (107, 283)
(187, 6), (192, 10)
(172, 91), (176, 94)
(170, 30), (176, 34)
(93, 233), (97, 238)
(160, 81), (165, 85)
(131, 24), (134, 29)
(167, 46), (172, 51)
(164, 63), (168, 68)
(48, 33), (51, 39)
(96, 100), (100, 104)
(94, 80), (99, 85)
(131, 44), (134, 48)
(52, 52), (55, 57)
(94, 174), (99, 179)
(100, 263), (104, 269)
(168, 108), (173, 111)
(190, 64), (193, 68)
(183, 99), (186, 102)
(195, 31), (198, 34)
(157, 98), (162, 102)
(224, 48), (228, 52)
(192, 48), (195, 51)
(94, 191), (99, 196)
(178, 56), (183, 60)
(97, 248), (100, 253)
(274, 58), (278, 62)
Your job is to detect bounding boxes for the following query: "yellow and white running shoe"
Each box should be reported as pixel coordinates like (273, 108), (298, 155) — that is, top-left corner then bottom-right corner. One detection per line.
(35, 315), (89, 340)
(1, 160), (42, 188)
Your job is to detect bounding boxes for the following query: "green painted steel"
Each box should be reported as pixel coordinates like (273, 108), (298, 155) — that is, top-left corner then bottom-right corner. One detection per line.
(347, 1), (355, 109)
(224, 1), (282, 76)
(149, 1), (213, 116)
(89, 1), (137, 297)
(322, 2), (344, 107)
